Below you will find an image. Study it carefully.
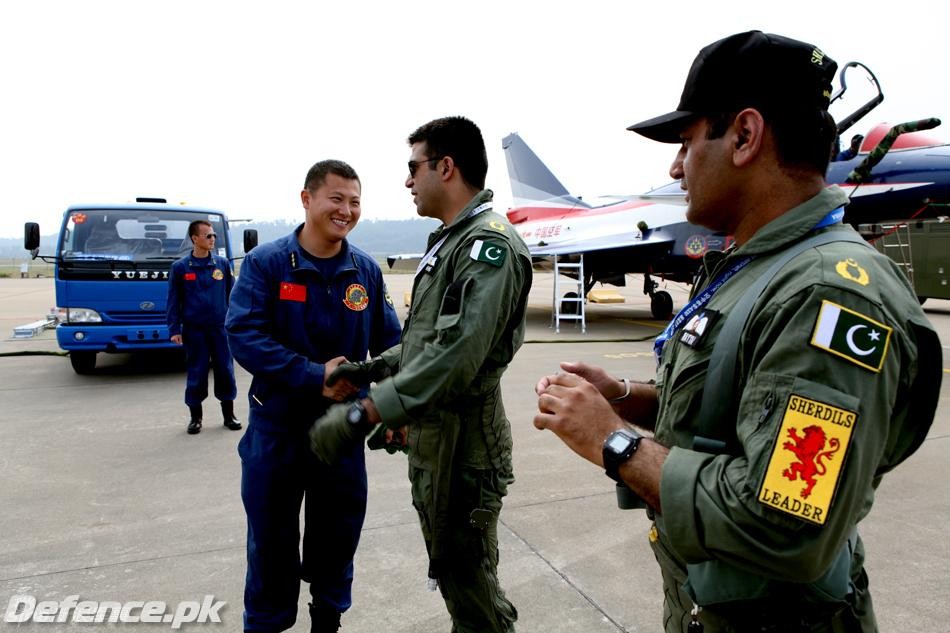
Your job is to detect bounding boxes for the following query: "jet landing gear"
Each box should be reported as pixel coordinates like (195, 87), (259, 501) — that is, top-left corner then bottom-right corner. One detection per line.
(644, 273), (673, 320)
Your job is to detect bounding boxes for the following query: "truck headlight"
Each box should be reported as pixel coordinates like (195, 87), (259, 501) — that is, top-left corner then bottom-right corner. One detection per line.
(64, 308), (103, 323)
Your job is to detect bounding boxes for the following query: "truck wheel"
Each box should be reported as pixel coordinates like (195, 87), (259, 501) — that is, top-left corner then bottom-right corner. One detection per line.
(70, 351), (97, 374)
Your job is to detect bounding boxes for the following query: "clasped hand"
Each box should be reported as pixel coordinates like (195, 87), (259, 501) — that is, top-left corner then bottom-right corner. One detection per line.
(534, 361), (625, 467)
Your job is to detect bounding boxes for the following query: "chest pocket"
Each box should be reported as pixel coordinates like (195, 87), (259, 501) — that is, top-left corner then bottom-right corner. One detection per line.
(435, 276), (474, 342)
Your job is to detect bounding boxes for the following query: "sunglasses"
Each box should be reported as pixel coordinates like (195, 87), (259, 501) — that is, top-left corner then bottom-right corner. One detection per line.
(407, 156), (444, 178)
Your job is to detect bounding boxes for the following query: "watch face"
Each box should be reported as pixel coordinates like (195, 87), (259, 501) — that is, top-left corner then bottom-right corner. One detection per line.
(347, 405), (362, 425)
(606, 433), (633, 453)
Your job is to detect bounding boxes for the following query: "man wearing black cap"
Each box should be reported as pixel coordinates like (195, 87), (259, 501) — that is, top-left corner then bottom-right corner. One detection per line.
(533, 31), (941, 632)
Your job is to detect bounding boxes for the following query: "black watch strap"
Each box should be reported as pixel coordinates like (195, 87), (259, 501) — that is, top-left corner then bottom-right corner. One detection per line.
(603, 428), (642, 482)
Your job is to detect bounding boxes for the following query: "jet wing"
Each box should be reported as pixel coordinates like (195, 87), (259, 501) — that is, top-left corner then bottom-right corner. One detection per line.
(529, 231), (673, 256)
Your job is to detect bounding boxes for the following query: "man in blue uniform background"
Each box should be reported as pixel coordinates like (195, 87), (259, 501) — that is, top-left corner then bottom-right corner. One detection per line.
(226, 159), (402, 633)
(167, 219), (241, 434)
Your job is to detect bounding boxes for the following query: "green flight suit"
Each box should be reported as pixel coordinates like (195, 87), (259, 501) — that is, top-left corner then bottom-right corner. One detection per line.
(371, 190), (532, 633)
(650, 186), (941, 632)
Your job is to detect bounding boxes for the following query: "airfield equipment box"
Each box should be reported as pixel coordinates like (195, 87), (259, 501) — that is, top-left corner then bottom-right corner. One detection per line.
(858, 217), (950, 302)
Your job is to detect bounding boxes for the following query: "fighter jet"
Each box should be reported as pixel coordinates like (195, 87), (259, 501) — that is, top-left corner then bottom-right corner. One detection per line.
(502, 132), (728, 319)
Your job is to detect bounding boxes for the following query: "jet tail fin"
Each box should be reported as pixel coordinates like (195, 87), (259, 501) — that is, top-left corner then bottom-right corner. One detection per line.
(502, 133), (590, 208)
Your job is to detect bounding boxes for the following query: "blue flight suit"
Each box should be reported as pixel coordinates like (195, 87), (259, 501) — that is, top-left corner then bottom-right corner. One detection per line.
(225, 227), (401, 633)
(167, 252), (237, 407)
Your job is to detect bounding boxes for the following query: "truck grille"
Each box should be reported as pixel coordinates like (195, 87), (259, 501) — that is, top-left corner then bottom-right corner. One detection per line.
(102, 311), (163, 324)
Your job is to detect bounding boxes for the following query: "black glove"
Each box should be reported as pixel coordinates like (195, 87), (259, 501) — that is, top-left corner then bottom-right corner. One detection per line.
(366, 423), (408, 455)
(326, 357), (392, 387)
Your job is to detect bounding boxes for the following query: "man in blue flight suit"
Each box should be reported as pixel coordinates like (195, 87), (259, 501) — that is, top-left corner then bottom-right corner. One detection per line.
(226, 159), (402, 633)
(167, 219), (241, 434)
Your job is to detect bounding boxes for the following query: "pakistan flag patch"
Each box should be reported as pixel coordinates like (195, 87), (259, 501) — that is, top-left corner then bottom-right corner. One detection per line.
(470, 239), (507, 267)
(810, 300), (892, 372)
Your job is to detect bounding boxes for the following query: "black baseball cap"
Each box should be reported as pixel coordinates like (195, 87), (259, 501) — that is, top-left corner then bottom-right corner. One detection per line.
(627, 30), (837, 143)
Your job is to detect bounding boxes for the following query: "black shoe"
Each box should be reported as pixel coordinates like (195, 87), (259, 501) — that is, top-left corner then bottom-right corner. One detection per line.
(221, 401), (243, 430)
(187, 405), (202, 434)
(308, 602), (341, 633)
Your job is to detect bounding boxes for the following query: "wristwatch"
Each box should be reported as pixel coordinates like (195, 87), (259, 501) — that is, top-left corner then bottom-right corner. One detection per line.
(345, 400), (372, 435)
(603, 428), (642, 483)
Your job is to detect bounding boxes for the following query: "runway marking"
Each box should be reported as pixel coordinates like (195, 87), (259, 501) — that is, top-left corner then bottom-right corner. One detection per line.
(620, 319), (667, 328)
(603, 351), (654, 360)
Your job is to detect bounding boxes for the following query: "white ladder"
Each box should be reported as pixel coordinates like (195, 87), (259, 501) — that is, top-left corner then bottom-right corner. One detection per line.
(879, 222), (914, 287)
(552, 254), (586, 334)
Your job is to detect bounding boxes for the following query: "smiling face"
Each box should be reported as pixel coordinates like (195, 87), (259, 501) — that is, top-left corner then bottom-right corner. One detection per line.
(300, 173), (362, 252)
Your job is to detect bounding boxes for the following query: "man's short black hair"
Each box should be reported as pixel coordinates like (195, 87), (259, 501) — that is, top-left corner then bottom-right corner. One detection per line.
(408, 116), (488, 190)
(188, 219), (212, 238)
(304, 159), (360, 192)
(706, 106), (838, 175)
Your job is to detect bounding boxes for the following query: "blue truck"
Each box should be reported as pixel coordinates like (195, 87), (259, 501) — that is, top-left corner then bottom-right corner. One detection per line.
(25, 198), (257, 374)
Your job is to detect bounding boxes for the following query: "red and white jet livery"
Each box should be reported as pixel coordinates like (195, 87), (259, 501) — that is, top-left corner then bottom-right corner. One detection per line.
(502, 132), (729, 318)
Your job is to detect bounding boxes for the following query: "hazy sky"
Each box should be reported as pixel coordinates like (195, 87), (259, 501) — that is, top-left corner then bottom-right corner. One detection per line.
(2, 0), (947, 239)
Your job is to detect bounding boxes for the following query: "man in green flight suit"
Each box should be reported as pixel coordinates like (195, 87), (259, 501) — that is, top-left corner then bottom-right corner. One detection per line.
(533, 31), (941, 632)
(309, 116), (531, 633)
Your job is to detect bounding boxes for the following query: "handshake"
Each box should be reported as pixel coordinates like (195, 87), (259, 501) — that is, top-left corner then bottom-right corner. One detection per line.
(308, 357), (406, 464)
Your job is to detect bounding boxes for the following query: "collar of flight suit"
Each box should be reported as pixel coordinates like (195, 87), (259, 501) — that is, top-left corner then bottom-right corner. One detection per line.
(732, 185), (851, 258)
(288, 223), (357, 277)
(187, 252), (218, 267)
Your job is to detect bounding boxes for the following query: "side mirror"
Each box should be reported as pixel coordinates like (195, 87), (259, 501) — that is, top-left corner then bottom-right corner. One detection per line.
(24, 222), (40, 255)
(243, 229), (258, 254)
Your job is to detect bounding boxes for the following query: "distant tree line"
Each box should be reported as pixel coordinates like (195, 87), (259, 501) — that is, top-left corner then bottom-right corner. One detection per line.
(0, 217), (440, 259)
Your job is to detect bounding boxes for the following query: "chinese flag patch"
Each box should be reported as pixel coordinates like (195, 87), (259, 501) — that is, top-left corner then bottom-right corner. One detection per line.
(184, 272), (197, 281)
(279, 282), (307, 302)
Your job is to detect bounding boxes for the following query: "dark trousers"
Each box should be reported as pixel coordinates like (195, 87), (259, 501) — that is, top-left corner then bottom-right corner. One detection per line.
(182, 325), (237, 407)
(239, 424), (368, 633)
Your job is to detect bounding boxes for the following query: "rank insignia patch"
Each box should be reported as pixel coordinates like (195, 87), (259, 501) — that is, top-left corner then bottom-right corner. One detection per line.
(212, 269), (224, 280)
(469, 240), (506, 267)
(758, 394), (856, 525)
(488, 220), (507, 233)
(679, 309), (719, 348)
(835, 258), (870, 285)
(810, 300), (892, 372)
(343, 284), (369, 311)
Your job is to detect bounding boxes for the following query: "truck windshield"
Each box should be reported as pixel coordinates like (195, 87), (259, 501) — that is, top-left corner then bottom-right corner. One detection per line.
(60, 209), (227, 263)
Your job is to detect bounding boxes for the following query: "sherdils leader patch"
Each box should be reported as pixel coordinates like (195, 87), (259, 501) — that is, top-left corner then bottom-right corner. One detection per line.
(343, 284), (369, 311)
(757, 394), (856, 525)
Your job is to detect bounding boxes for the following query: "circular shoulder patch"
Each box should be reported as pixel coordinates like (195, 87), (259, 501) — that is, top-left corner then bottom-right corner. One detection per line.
(212, 268), (224, 280)
(343, 284), (369, 311)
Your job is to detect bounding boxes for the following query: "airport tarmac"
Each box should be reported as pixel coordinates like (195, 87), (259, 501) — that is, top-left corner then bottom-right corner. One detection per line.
(1, 274), (948, 632)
